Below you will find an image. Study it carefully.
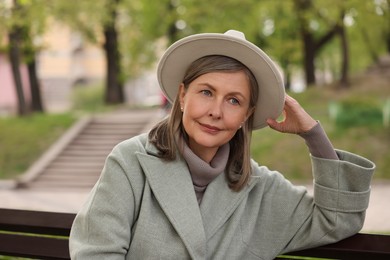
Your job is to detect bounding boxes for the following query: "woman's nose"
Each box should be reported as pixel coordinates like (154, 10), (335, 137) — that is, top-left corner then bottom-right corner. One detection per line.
(208, 101), (222, 119)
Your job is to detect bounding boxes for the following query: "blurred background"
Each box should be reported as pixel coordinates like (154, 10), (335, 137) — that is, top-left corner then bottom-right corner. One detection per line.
(0, 0), (389, 184)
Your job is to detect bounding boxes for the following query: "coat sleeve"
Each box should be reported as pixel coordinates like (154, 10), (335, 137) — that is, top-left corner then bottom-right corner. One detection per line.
(69, 136), (146, 259)
(281, 149), (375, 254)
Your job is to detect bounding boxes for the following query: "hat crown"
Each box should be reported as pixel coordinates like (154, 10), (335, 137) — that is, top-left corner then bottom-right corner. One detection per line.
(224, 30), (246, 40)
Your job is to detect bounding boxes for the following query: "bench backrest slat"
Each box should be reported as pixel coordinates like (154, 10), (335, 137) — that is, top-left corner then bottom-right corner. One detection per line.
(0, 233), (70, 260)
(0, 208), (75, 236)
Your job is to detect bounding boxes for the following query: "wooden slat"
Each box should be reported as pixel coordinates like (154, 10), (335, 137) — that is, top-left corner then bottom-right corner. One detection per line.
(0, 208), (75, 236)
(0, 233), (70, 260)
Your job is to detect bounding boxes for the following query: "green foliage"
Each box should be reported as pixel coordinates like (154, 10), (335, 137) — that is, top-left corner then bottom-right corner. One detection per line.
(154, 0), (387, 86)
(120, 0), (172, 77)
(50, 0), (108, 43)
(0, 0), (49, 60)
(176, 0), (259, 39)
(2, 0), (388, 89)
(0, 113), (75, 179)
(255, 0), (302, 80)
(333, 99), (383, 128)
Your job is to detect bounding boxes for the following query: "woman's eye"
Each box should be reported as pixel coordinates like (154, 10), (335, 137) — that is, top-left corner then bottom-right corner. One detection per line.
(201, 90), (212, 96)
(229, 98), (240, 105)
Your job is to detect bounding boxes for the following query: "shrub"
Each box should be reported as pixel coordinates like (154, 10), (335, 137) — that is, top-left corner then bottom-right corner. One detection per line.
(330, 99), (383, 128)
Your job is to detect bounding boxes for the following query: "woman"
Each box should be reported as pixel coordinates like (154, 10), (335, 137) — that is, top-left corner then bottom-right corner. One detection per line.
(69, 30), (375, 259)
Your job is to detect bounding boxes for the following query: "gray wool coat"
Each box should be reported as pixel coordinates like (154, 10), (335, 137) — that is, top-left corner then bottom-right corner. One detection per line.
(69, 133), (375, 260)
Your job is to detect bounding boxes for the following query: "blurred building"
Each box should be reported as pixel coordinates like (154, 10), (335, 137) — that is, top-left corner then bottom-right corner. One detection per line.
(37, 21), (105, 113)
(0, 21), (105, 115)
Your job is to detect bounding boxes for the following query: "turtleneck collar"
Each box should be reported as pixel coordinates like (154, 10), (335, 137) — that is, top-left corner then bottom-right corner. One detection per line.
(178, 134), (230, 187)
(182, 139), (229, 186)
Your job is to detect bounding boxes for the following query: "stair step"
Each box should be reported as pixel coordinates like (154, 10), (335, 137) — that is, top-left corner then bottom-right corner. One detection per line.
(23, 110), (158, 190)
(38, 174), (100, 181)
(72, 135), (132, 142)
(40, 169), (102, 175)
(62, 144), (117, 151)
(60, 150), (111, 156)
(26, 181), (98, 189)
(52, 155), (106, 161)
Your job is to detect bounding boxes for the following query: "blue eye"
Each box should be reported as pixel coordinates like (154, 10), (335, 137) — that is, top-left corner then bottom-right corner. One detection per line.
(229, 98), (240, 105)
(201, 90), (212, 96)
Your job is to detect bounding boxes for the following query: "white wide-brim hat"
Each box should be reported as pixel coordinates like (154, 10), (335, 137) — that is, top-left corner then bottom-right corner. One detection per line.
(157, 29), (285, 130)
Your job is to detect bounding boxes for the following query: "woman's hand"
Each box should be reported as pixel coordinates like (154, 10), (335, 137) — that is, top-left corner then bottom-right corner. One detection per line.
(266, 94), (317, 134)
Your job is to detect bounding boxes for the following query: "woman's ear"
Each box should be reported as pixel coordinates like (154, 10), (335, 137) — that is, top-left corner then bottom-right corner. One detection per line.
(179, 83), (186, 108)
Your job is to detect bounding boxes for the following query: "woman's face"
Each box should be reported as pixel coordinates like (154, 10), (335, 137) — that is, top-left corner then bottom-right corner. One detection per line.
(179, 71), (252, 162)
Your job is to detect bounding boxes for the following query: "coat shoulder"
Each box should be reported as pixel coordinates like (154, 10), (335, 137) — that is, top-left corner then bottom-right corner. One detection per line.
(107, 133), (151, 163)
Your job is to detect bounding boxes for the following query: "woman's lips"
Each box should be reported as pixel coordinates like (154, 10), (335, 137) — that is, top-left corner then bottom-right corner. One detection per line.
(199, 123), (221, 134)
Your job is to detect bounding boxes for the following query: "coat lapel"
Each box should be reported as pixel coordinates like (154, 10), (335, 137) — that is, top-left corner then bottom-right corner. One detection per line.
(136, 150), (206, 259)
(200, 172), (260, 239)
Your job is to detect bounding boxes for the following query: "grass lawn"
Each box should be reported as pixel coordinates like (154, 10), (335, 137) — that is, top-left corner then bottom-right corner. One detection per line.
(0, 113), (75, 179)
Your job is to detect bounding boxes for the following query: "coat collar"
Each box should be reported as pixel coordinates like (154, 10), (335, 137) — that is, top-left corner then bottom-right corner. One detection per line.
(136, 139), (260, 257)
(200, 170), (260, 239)
(137, 141), (206, 258)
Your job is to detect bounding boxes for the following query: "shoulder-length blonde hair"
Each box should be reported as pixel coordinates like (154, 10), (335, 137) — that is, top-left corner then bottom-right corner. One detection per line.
(149, 55), (259, 191)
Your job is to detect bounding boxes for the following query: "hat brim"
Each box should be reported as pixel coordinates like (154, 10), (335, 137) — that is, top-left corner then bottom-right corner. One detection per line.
(157, 32), (285, 130)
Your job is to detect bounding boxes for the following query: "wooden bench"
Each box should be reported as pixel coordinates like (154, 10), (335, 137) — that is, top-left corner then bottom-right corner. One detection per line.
(0, 208), (389, 260)
(0, 208), (74, 259)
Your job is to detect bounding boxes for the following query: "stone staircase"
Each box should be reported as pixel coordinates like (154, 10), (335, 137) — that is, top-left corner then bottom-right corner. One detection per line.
(18, 109), (159, 190)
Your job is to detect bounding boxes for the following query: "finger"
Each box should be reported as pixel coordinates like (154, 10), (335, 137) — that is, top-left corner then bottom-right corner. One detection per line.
(284, 95), (299, 111)
(267, 117), (287, 132)
(266, 118), (279, 130)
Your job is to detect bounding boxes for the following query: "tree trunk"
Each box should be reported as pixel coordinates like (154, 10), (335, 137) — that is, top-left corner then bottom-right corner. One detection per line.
(294, 0), (316, 86)
(285, 70), (291, 91)
(302, 32), (316, 86)
(103, 0), (124, 104)
(8, 29), (28, 116)
(339, 16), (349, 88)
(27, 57), (44, 112)
(294, 0), (344, 87)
